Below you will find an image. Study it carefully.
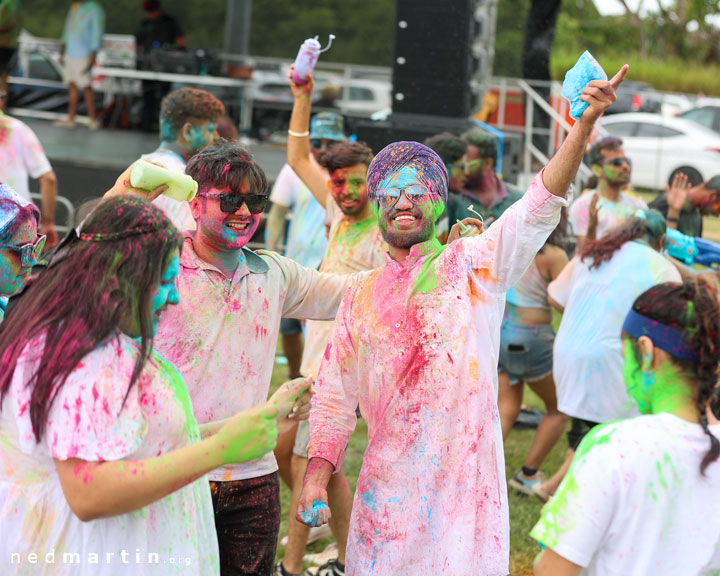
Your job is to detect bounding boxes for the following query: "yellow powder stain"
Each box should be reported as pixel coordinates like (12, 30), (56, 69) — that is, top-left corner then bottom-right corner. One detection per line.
(469, 357), (480, 381)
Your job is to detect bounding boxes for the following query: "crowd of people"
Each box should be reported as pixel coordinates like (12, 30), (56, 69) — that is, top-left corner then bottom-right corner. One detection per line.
(1, 51), (720, 576)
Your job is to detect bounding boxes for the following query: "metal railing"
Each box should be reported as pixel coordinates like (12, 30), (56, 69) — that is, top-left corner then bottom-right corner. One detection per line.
(30, 193), (75, 234)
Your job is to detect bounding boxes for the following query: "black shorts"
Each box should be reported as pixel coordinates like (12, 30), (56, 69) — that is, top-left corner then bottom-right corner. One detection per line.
(0, 47), (16, 75)
(567, 417), (601, 451)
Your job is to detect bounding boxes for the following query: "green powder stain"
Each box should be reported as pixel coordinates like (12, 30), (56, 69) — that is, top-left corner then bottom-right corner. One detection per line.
(152, 351), (200, 441)
(413, 244), (446, 294)
(336, 215), (377, 248)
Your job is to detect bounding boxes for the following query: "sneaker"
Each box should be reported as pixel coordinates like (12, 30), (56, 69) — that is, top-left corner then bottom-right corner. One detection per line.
(88, 119), (100, 131)
(305, 559), (344, 576)
(53, 119), (76, 128)
(532, 482), (552, 503)
(280, 523), (332, 547)
(508, 469), (544, 496)
(304, 542), (338, 566)
(275, 562), (301, 576)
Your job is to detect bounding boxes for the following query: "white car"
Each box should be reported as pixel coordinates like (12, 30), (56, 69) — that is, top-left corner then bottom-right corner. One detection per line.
(599, 113), (720, 190)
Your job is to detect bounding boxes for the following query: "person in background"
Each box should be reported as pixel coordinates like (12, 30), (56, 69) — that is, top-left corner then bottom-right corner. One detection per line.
(537, 210), (680, 501)
(649, 171), (720, 237)
(424, 132), (468, 242)
(139, 87), (223, 232)
(55, 0), (104, 130)
(0, 182), (41, 321)
(533, 275), (720, 576)
(568, 136), (646, 249)
(0, 110), (58, 246)
(448, 127), (523, 228)
(498, 217), (569, 496)
(136, 0), (186, 132)
(0, 0), (20, 112)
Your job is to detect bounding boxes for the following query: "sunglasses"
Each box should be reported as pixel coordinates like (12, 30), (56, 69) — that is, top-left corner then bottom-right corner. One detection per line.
(197, 192), (268, 215)
(604, 157), (632, 167)
(0, 234), (47, 267)
(376, 187), (428, 210)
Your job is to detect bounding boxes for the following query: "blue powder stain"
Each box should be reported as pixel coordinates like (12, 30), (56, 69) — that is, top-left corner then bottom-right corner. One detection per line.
(300, 500), (329, 524)
(362, 485), (378, 512)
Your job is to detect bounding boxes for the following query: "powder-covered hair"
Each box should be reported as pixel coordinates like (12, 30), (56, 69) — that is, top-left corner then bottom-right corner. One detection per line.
(317, 141), (373, 175)
(366, 141), (449, 204)
(579, 209), (666, 270)
(587, 136), (623, 167)
(627, 276), (720, 474)
(159, 87), (225, 141)
(461, 128), (498, 162)
(0, 196), (183, 442)
(424, 132), (467, 165)
(185, 139), (268, 196)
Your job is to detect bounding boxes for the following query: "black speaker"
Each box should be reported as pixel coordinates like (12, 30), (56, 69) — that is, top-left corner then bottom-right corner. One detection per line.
(392, 0), (481, 117)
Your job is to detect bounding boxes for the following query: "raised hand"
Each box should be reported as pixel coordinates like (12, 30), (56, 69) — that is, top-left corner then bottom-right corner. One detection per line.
(103, 160), (169, 201)
(666, 171), (690, 213)
(447, 217), (484, 244)
(214, 403), (279, 465)
(579, 65), (629, 124)
(288, 64), (314, 100)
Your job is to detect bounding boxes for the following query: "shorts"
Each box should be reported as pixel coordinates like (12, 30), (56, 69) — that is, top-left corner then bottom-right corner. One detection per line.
(63, 57), (92, 88)
(566, 417), (601, 451)
(0, 47), (16, 75)
(280, 317), (302, 336)
(498, 319), (554, 385)
(292, 418), (311, 458)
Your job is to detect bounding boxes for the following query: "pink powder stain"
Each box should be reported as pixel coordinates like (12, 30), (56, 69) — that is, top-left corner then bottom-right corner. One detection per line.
(92, 384), (99, 404)
(221, 163), (231, 176)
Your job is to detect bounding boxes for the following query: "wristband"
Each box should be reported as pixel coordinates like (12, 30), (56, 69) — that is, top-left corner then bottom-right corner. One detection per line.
(288, 129), (310, 138)
(667, 216), (679, 223)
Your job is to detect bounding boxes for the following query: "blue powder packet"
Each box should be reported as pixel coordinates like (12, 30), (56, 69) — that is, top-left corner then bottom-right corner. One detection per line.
(562, 51), (608, 120)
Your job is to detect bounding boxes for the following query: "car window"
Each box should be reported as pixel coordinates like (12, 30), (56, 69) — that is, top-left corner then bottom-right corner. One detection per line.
(603, 122), (638, 137)
(348, 87), (374, 102)
(636, 123), (682, 138)
(679, 107), (716, 129)
(28, 53), (61, 82)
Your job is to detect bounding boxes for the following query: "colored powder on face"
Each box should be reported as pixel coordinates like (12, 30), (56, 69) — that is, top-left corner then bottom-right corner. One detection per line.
(151, 257), (181, 334)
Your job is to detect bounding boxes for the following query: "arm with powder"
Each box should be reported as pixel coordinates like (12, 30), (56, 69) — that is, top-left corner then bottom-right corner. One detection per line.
(287, 70), (330, 208)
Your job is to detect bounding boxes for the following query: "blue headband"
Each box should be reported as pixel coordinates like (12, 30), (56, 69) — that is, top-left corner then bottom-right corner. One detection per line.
(622, 309), (700, 361)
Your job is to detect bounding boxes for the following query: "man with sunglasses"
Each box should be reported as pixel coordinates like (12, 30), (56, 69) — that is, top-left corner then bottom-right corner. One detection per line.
(569, 136), (646, 249)
(150, 140), (369, 576)
(298, 67), (629, 575)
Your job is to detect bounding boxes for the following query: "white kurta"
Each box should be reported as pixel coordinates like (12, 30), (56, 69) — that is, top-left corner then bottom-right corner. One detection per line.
(309, 171), (567, 575)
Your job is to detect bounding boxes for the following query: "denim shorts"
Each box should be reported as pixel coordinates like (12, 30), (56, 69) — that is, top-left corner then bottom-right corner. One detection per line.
(498, 319), (555, 385)
(292, 419), (311, 458)
(280, 317), (302, 336)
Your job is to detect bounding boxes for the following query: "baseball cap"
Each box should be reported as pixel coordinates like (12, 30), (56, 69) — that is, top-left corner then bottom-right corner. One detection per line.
(309, 112), (345, 142)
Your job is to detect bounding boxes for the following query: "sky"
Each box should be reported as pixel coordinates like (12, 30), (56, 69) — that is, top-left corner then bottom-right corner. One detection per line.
(595, 0), (670, 16)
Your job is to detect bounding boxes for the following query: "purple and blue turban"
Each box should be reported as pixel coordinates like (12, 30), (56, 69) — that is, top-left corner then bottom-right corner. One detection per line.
(367, 141), (449, 204)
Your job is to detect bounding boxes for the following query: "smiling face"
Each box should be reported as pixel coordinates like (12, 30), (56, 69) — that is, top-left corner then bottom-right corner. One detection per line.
(190, 177), (261, 251)
(328, 163), (369, 216)
(0, 216), (37, 296)
(374, 166), (444, 249)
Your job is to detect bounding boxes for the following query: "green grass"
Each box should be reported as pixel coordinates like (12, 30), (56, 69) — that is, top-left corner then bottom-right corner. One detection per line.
(269, 357), (567, 576)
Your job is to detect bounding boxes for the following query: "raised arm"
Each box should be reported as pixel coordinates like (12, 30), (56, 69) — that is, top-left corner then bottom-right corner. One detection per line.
(543, 65), (628, 197)
(287, 70), (331, 208)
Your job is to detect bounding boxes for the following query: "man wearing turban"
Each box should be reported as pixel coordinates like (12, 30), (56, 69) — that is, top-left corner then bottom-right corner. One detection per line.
(298, 66), (629, 575)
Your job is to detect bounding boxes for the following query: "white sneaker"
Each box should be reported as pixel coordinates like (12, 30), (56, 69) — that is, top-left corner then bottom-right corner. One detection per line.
(53, 119), (76, 128)
(280, 523), (332, 547)
(88, 119), (100, 131)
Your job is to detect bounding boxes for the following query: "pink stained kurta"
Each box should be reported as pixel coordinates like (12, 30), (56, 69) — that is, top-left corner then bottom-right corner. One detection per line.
(309, 171), (567, 576)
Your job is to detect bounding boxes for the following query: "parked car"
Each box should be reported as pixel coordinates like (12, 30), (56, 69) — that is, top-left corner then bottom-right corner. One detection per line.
(599, 112), (720, 190)
(607, 80), (662, 115)
(677, 104), (720, 134)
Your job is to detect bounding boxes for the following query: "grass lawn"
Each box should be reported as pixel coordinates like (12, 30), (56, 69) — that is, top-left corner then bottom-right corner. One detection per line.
(269, 356), (567, 576)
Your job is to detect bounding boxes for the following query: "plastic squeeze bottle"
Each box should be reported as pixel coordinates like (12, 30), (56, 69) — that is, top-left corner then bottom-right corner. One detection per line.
(130, 161), (199, 202)
(291, 34), (336, 85)
(456, 205), (484, 237)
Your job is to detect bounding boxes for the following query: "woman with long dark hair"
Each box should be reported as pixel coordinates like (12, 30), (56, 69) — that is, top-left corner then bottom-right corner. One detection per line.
(0, 196), (310, 574)
(535, 210), (681, 500)
(498, 215), (569, 496)
(532, 275), (720, 575)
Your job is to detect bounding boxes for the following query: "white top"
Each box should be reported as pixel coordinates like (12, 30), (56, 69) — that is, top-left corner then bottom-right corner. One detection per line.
(141, 147), (196, 232)
(568, 189), (647, 240)
(0, 333), (219, 575)
(550, 242), (681, 422)
(0, 113), (53, 201)
(269, 162), (327, 270)
(532, 414), (720, 576)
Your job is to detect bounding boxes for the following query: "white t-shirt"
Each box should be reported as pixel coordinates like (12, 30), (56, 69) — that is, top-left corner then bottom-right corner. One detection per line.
(0, 333), (219, 575)
(0, 113), (53, 200)
(569, 189), (647, 240)
(141, 147), (196, 233)
(532, 413), (720, 576)
(550, 241), (681, 422)
(269, 162), (327, 269)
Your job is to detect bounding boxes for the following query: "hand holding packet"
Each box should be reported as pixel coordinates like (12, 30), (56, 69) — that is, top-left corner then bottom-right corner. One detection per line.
(562, 51), (608, 120)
